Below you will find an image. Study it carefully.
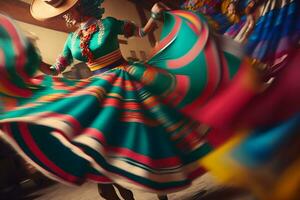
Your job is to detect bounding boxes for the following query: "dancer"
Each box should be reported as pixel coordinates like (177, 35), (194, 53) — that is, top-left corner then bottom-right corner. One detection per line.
(0, 0), (267, 198)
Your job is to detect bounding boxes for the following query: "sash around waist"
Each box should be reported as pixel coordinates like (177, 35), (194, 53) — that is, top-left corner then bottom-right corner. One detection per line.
(87, 49), (124, 71)
(91, 58), (127, 75)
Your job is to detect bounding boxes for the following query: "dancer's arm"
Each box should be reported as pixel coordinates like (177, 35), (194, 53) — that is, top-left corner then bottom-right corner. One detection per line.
(40, 34), (74, 76)
(122, 2), (170, 38)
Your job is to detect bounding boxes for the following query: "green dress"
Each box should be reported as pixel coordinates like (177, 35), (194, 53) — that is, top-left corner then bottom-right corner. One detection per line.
(0, 11), (246, 192)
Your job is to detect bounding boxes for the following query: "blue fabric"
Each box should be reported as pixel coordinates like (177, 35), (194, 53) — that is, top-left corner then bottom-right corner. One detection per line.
(232, 113), (300, 167)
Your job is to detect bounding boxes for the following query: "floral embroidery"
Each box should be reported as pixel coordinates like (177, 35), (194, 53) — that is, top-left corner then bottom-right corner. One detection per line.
(97, 21), (105, 45)
(72, 20), (105, 63)
(78, 24), (98, 63)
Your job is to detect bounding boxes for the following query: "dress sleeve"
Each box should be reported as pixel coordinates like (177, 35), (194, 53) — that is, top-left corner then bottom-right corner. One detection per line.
(108, 17), (143, 38)
(51, 34), (74, 74)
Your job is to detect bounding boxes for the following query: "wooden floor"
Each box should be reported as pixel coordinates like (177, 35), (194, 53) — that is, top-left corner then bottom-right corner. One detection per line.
(23, 173), (256, 200)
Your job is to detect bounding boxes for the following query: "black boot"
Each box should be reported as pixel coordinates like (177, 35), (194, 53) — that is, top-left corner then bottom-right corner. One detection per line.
(114, 184), (135, 200)
(97, 184), (120, 200)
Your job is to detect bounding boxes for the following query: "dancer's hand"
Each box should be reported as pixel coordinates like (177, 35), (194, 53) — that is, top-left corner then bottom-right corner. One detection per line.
(151, 2), (171, 14)
(140, 2), (171, 38)
(40, 61), (59, 76)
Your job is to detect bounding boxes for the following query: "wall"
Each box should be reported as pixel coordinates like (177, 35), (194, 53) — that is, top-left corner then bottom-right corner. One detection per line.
(17, 21), (69, 64)
(103, 0), (152, 60)
(15, 0), (162, 65)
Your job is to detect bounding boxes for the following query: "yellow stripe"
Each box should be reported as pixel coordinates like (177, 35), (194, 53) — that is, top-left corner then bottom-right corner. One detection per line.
(89, 51), (121, 66)
(88, 49), (123, 71)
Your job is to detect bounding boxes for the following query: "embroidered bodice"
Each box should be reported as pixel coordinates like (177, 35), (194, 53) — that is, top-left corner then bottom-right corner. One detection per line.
(52, 17), (134, 72)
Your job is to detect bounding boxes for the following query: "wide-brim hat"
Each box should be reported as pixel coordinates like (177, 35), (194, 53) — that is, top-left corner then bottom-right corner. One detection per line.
(31, 0), (79, 20)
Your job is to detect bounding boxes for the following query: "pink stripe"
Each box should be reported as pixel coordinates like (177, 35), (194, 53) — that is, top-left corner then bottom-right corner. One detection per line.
(172, 10), (202, 34)
(187, 22), (201, 35)
(113, 79), (141, 91)
(52, 77), (90, 91)
(150, 16), (181, 57)
(84, 128), (106, 143)
(180, 131), (203, 150)
(68, 90), (102, 99)
(102, 99), (144, 110)
(19, 123), (79, 183)
(89, 50), (121, 64)
(94, 72), (119, 84)
(93, 49), (121, 60)
(167, 13), (209, 69)
(89, 51), (122, 66)
(197, 62), (258, 129)
(86, 174), (112, 183)
(107, 146), (181, 169)
(0, 17), (32, 84)
(171, 121), (194, 140)
(89, 55), (122, 67)
(102, 98), (122, 108)
(2, 123), (13, 138)
(38, 112), (82, 134)
(122, 102), (141, 110)
(83, 128), (184, 172)
(0, 49), (32, 97)
(30, 76), (44, 85)
(55, 80), (90, 92)
(163, 75), (189, 106)
(181, 39), (221, 115)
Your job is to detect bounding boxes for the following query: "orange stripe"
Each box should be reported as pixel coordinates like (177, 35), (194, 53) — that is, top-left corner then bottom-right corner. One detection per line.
(89, 51), (122, 66)
(143, 96), (160, 108)
(166, 119), (186, 132)
(120, 111), (158, 126)
(89, 54), (121, 67)
(88, 50), (123, 71)
(90, 49), (121, 63)
(1, 96), (18, 111)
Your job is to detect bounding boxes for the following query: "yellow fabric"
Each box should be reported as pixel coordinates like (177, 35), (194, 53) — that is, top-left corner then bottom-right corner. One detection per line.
(201, 131), (300, 200)
(200, 132), (247, 181)
(87, 49), (122, 71)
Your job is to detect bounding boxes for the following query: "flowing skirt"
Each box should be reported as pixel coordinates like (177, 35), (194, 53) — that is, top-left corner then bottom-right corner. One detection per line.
(0, 11), (263, 192)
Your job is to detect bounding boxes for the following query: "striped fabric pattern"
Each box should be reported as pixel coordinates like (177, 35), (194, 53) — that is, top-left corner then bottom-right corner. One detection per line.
(0, 14), (42, 98)
(0, 11), (250, 192)
(182, 0), (300, 67)
(246, 0), (300, 65)
(87, 49), (122, 71)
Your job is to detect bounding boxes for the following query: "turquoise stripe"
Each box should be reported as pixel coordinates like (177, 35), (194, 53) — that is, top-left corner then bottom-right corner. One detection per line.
(31, 124), (90, 180)
(78, 144), (192, 190)
(9, 123), (55, 177)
